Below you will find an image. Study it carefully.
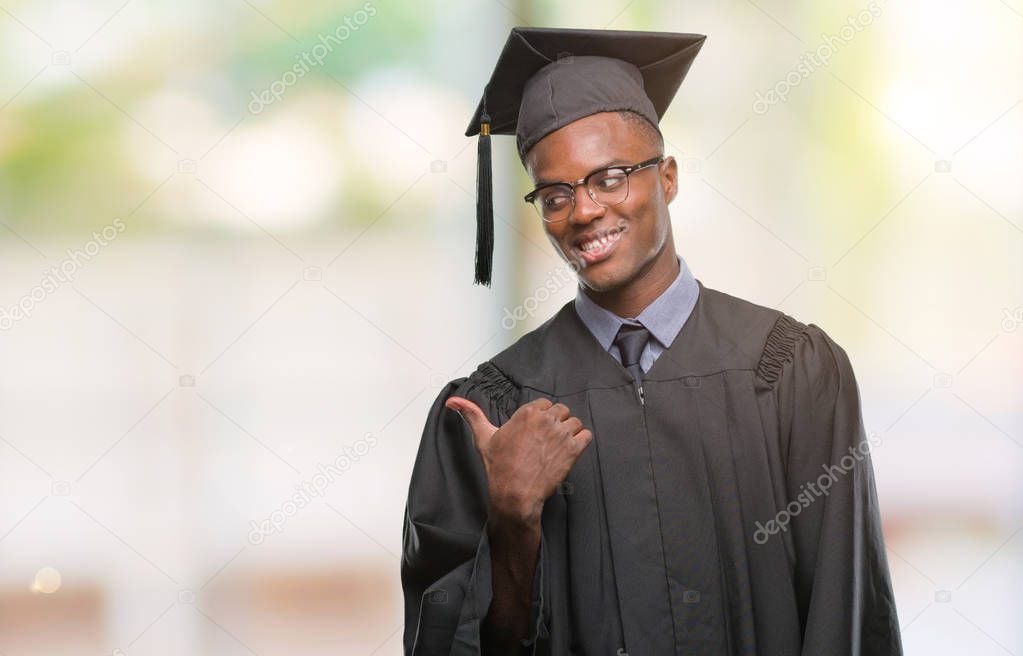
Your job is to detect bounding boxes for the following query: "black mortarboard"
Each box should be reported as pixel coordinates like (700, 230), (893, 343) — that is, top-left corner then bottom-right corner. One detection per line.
(464, 27), (706, 285)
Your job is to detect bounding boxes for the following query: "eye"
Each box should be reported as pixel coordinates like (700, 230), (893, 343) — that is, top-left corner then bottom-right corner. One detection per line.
(594, 169), (628, 192)
(539, 187), (573, 209)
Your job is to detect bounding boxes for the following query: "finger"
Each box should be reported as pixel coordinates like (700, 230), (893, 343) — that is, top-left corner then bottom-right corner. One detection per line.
(572, 428), (594, 452)
(561, 416), (583, 436)
(445, 396), (497, 448)
(547, 402), (570, 421)
(527, 397), (554, 411)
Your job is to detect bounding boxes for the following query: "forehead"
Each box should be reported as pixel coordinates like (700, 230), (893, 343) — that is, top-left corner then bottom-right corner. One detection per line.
(525, 112), (649, 182)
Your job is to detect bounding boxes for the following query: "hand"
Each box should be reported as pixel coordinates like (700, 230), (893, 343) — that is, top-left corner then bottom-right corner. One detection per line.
(445, 396), (593, 524)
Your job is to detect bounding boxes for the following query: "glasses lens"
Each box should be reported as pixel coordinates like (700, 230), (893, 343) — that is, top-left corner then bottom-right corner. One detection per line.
(589, 168), (630, 207)
(535, 185), (574, 222)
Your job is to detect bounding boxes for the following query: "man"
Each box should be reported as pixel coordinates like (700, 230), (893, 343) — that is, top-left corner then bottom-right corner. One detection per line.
(402, 27), (903, 655)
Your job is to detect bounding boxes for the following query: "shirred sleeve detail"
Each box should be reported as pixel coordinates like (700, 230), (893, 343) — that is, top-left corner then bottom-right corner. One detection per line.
(756, 313), (810, 387)
(461, 361), (521, 422)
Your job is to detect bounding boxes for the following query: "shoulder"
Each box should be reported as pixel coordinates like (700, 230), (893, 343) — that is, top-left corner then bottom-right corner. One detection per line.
(489, 300), (578, 388)
(455, 360), (521, 420)
(696, 282), (849, 386)
(693, 282), (810, 377)
(756, 318), (852, 395)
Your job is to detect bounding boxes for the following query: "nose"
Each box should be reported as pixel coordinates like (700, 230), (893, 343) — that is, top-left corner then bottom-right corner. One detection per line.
(568, 184), (605, 226)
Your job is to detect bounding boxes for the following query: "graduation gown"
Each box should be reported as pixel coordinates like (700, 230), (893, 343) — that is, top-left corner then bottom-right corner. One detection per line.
(401, 279), (903, 655)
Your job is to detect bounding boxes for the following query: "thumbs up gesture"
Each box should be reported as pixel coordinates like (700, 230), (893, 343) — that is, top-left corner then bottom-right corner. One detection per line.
(445, 396), (593, 523)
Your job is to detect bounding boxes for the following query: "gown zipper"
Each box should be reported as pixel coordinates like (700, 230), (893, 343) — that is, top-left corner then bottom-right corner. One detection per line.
(635, 377), (678, 652)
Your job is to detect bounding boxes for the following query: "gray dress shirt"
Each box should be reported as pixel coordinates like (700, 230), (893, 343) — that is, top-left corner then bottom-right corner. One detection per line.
(572, 254), (700, 373)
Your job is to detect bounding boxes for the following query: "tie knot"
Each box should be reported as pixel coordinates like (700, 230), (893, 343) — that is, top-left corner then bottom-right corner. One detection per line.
(613, 322), (650, 369)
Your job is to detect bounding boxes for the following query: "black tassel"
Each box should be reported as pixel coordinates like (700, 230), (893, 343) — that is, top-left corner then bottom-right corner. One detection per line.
(474, 111), (494, 286)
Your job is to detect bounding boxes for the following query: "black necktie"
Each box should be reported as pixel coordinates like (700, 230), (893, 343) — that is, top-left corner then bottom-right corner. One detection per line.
(613, 322), (650, 403)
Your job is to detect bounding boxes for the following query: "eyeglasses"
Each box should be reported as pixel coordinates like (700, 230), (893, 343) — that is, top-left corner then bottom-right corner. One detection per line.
(523, 155), (664, 223)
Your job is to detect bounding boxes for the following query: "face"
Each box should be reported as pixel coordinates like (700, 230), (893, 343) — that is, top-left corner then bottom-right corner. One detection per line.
(524, 111), (678, 293)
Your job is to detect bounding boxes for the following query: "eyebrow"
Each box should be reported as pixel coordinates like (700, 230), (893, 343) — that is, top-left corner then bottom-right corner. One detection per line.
(533, 158), (631, 187)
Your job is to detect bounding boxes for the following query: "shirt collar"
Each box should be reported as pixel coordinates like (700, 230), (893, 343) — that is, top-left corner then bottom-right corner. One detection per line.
(573, 254), (699, 352)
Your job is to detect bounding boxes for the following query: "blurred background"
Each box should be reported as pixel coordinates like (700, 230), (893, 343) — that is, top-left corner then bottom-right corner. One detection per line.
(0, 0), (1020, 653)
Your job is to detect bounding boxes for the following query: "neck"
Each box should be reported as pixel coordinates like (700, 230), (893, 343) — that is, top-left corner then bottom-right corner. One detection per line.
(583, 247), (680, 319)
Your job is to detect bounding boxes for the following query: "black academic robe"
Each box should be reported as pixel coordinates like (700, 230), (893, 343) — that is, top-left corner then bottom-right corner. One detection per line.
(401, 279), (903, 655)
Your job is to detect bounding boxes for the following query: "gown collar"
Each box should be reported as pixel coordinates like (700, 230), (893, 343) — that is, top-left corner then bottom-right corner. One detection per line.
(507, 278), (710, 397)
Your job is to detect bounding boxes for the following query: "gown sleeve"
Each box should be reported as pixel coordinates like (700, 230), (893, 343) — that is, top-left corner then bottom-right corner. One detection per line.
(761, 317), (903, 655)
(401, 362), (550, 655)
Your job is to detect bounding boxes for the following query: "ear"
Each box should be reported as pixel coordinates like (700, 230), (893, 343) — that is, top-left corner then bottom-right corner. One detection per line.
(660, 155), (679, 205)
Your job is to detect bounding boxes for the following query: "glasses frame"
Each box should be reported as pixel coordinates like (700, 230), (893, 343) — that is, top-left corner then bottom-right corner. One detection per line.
(523, 155), (665, 223)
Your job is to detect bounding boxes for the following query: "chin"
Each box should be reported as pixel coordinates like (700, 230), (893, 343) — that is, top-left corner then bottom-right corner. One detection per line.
(577, 262), (630, 293)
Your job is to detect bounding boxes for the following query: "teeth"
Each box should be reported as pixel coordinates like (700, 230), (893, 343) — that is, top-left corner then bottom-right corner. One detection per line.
(580, 229), (621, 253)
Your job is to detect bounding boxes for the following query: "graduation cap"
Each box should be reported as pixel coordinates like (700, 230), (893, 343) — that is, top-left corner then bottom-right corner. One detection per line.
(465, 27), (706, 286)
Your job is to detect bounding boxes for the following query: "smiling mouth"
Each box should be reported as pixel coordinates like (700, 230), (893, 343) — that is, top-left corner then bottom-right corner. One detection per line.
(573, 225), (626, 265)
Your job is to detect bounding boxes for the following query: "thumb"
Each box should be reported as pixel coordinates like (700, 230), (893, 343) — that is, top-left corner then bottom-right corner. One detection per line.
(445, 396), (497, 448)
